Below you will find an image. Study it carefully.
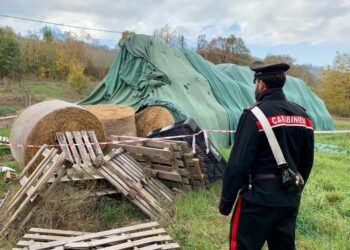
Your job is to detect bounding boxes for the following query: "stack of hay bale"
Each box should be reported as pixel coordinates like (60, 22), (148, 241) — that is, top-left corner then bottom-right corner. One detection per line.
(10, 101), (173, 168)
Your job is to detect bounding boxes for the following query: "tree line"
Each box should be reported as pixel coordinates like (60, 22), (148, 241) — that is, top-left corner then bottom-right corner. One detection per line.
(0, 26), (118, 94)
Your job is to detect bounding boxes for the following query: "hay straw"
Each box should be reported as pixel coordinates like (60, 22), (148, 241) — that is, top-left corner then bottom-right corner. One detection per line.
(84, 104), (137, 139)
(135, 106), (175, 137)
(10, 100), (105, 167)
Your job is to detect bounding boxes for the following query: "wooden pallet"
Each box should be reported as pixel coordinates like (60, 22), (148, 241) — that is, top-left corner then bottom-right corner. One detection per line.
(111, 136), (208, 190)
(0, 148), (67, 237)
(54, 131), (105, 182)
(54, 131), (175, 218)
(15, 222), (180, 249)
(55, 131), (103, 165)
(14, 228), (88, 248)
(94, 148), (175, 219)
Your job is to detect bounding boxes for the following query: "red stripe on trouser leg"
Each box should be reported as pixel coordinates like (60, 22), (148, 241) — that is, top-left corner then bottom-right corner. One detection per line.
(230, 197), (242, 250)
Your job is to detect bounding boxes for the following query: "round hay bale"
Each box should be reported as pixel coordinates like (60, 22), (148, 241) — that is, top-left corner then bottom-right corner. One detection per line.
(135, 106), (175, 137)
(83, 104), (137, 139)
(10, 100), (105, 167)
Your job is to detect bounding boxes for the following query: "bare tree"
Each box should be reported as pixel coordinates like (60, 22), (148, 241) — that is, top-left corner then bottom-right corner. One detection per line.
(153, 24), (177, 45)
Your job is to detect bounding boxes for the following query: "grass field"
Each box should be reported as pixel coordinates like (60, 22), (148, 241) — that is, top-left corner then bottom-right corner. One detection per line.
(0, 80), (98, 116)
(0, 111), (349, 248)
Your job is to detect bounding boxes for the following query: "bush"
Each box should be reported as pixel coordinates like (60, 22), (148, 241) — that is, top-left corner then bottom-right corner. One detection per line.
(67, 63), (89, 95)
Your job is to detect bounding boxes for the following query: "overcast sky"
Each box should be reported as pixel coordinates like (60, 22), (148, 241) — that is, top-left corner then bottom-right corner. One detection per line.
(1, 0), (349, 66)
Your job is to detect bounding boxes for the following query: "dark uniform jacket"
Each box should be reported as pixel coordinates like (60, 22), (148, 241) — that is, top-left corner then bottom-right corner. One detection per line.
(220, 88), (314, 214)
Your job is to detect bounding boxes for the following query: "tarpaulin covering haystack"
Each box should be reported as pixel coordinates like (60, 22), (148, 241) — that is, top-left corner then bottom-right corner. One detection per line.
(79, 34), (335, 148)
(84, 104), (137, 139)
(10, 100), (105, 167)
(135, 106), (175, 137)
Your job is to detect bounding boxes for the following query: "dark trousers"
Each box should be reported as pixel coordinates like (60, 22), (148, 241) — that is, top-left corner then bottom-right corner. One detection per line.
(229, 197), (299, 250)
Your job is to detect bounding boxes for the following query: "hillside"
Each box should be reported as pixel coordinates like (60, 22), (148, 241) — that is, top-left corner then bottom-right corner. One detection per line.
(0, 80), (98, 116)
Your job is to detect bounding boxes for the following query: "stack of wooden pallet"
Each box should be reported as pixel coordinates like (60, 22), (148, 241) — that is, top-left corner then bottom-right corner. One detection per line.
(111, 136), (209, 191)
(54, 131), (175, 219)
(14, 222), (180, 249)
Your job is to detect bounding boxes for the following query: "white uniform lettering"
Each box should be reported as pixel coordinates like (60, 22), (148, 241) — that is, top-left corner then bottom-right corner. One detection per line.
(272, 117), (277, 124)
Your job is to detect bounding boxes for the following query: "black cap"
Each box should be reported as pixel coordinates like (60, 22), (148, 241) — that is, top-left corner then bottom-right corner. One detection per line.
(250, 61), (290, 80)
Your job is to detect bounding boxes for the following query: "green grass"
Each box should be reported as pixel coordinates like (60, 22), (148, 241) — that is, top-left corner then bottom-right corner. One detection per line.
(169, 132), (350, 249)
(334, 118), (350, 130)
(0, 120), (349, 249)
(0, 127), (11, 137)
(315, 133), (350, 150)
(0, 80), (98, 116)
(296, 152), (350, 249)
(0, 105), (23, 117)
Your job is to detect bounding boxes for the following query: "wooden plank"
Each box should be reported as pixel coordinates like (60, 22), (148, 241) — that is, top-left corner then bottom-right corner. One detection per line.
(111, 144), (173, 160)
(130, 154), (185, 168)
(148, 182), (174, 203)
(117, 154), (144, 177)
(17, 240), (44, 247)
(101, 167), (156, 218)
(112, 136), (180, 150)
(72, 131), (91, 165)
(81, 130), (96, 160)
(118, 154), (145, 176)
(98, 166), (131, 196)
(28, 222), (160, 249)
(148, 179), (175, 202)
(87, 130), (103, 156)
(111, 159), (165, 212)
(20, 176), (29, 186)
(112, 155), (143, 178)
(103, 160), (165, 216)
(140, 243), (181, 249)
(65, 131), (81, 164)
(151, 164), (188, 176)
(55, 132), (74, 163)
(97, 162), (158, 218)
(23, 233), (68, 241)
(147, 169), (183, 182)
(0, 190), (9, 208)
(18, 145), (47, 179)
(100, 235), (173, 250)
(92, 189), (118, 197)
(64, 228), (167, 248)
(191, 158), (206, 187)
(112, 158), (140, 183)
(138, 244), (163, 250)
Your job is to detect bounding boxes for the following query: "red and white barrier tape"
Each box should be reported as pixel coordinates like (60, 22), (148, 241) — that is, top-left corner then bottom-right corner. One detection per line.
(0, 129), (350, 152)
(0, 131), (205, 154)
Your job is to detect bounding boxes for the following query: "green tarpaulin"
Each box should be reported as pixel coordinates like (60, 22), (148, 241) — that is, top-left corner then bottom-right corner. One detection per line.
(79, 34), (335, 148)
(78, 35), (229, 148)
